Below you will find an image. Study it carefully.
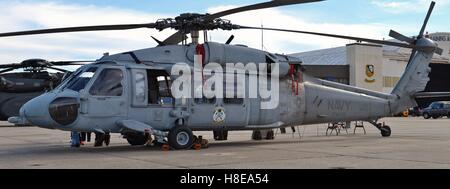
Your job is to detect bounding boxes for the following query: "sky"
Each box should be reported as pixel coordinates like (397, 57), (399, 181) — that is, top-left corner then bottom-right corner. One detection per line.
(0, 0), (449, 63)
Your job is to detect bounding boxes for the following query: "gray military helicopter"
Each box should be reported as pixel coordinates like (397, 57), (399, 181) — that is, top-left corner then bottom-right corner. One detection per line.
(0, 59), (90, 121)
(1, 0), (445, 149)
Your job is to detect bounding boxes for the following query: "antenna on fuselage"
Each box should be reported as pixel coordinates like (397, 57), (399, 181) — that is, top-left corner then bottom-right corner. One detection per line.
(261, 22), (264, 51)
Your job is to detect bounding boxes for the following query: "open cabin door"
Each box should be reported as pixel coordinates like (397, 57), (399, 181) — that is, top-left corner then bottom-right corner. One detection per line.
(127, 68), (176, 130)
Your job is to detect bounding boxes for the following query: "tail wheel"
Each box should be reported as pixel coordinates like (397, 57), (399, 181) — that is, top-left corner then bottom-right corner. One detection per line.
(381, 126), (391, 137)
(423, 113), (430, 119)
(168, 126), (194, 150)
(126, 133), (148, 146)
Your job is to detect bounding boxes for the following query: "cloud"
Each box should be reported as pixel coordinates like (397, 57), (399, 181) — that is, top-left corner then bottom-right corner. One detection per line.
(371, 0), (450, 14)
(0, 1), (175, 63)
(206, 5), (397, 54)
(0, 1), (404, 64)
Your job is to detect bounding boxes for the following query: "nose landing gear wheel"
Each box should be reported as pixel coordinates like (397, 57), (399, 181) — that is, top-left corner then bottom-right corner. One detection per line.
(381, 126), (391, 137)
(168, 126), (194, 150)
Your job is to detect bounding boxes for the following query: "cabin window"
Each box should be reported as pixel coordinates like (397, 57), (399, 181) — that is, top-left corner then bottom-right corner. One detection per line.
(89, 68), (123, 96)
(135, 72), (146, 103)
(147, 70), (173, 105)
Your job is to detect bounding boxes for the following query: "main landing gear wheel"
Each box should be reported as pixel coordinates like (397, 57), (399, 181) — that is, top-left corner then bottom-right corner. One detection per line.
(380, 126), (391, 137)
(126, 133), (148, 146)
(168, 126), (194, 150)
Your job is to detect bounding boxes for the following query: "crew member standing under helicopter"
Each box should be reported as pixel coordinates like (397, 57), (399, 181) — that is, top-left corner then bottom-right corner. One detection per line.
(70, 131), (81, 148)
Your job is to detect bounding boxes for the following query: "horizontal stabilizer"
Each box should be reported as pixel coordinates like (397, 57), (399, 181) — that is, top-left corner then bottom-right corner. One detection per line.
(415, 92), (450, 98)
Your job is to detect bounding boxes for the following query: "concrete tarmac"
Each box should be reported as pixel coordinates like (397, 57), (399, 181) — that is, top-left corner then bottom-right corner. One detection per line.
(0, 117), (450, 169)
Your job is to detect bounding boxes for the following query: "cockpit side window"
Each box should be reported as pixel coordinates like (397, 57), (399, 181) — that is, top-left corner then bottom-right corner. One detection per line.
(89, 68), (124, 96)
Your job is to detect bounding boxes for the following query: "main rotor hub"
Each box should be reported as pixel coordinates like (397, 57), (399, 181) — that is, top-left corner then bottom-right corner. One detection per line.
(155, 13), (240, 33)
(21, 59), (51, 68)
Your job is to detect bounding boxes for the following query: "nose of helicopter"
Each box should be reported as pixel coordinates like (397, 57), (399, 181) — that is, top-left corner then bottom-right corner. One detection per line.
(19, 93), (58, 129)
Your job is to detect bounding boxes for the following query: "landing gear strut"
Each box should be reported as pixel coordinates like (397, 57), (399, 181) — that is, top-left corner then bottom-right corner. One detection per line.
(370, 121), (391, 137)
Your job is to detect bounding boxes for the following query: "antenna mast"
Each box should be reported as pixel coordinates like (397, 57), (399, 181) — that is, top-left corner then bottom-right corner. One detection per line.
(261, 23), (264, 51)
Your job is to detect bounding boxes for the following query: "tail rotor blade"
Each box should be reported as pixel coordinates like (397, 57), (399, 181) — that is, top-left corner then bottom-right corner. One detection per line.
(389, 30), (415, 44)
(419, 1), (436, 37)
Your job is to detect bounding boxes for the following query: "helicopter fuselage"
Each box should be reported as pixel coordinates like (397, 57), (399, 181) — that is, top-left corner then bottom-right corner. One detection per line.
(10, 42), (400, 134)
(0, 72), (63, 120)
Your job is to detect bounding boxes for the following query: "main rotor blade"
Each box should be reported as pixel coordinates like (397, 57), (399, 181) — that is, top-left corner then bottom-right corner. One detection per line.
(162, 31), (188, 45)
(47, 66), (70, 73)
(49, 61), (94, 66)
(419, 1), (435, 37)
(0, 23), (156, 37)
(239, 26), (414, 49)
(0, 68), (17, 74)
(389, 30), (415, 44)
(0, 63), (21, 69)
(205, 0), (324, 20)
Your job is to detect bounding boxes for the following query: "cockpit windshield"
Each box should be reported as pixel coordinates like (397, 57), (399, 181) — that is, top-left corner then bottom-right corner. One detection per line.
(60, 66), (98, 92)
